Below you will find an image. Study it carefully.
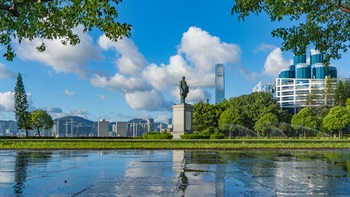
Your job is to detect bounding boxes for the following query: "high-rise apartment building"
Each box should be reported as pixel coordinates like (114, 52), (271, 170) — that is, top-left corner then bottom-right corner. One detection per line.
(215, 64), (225, 104)
(98, 119), (109, 137)
(276, 50), (338, 114)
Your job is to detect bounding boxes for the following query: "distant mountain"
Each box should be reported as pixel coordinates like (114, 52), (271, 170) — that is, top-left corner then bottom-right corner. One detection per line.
(54, 116), (97, 137)
(54, 116), (94, 125)
(53, 116), (116, 137)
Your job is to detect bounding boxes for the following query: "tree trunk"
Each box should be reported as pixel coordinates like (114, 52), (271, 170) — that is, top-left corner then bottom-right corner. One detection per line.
(338, 130), (342, 139)
(37, 128), (41, 137)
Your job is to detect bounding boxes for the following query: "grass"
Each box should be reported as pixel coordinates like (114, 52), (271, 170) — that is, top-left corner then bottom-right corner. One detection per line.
(0, 138), (350, 149)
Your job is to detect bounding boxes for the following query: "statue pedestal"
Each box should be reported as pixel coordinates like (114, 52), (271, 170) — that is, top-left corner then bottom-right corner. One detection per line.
(172, 104), (193, 139)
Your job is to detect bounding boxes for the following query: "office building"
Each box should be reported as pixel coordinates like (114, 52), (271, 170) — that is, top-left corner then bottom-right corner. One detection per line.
(215, 64), (225, 104)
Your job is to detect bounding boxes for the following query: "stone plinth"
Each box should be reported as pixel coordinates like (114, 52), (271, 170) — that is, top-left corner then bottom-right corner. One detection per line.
(172, 104), (193, 139)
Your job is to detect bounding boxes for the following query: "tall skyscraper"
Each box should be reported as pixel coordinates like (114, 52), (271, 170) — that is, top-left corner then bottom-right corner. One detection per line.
(215, 64), (225, 104)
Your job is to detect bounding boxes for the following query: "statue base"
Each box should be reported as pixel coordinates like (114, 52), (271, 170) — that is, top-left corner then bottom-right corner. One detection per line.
(172, 104), (193, 139)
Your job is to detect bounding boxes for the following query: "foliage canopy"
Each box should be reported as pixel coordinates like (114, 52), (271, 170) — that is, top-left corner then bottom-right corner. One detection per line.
(232, 0), (350, 64)
(31, 109), (54, 137)
(0, 0), (131, 60)
(254, 112), (278, 137)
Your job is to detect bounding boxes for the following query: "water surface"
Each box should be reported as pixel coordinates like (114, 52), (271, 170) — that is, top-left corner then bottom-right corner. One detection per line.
(0, 149), (349, 196)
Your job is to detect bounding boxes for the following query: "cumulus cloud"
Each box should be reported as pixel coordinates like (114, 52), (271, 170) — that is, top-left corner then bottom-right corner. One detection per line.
(91, 73), (152, 92)
(125, 90), (174, 111)
(178, 27), (241, 72)
(44, 106), (89, 119)
(154, 113), (170, 124)
(45, 107), (63, 114)
(0, 64), (16, 79)
(98, 36), (147, 76)
(16, 26), (104, 78)
(0, 91), (14, 112)
(92, 26), (243, 112)
(0, 91), (34, 112)
(263, 48), (292, 76)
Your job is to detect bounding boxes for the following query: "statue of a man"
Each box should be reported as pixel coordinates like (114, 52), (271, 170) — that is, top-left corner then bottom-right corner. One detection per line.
(179, 76), (189, 104)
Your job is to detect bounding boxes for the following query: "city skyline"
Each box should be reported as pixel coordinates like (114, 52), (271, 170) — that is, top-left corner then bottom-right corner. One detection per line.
(1, 0), (350, 123)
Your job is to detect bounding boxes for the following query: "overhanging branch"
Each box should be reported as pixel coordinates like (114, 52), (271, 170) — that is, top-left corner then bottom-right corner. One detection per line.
(0, 0), (52, 17)
(339, 0), (350, 13)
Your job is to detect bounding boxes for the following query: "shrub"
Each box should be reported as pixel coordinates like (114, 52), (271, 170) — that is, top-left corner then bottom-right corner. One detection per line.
(180, 133), (210, 139)
(201, 127), (219, 135)
(210, 131), (225, 139)
(142, 132), (173, 139)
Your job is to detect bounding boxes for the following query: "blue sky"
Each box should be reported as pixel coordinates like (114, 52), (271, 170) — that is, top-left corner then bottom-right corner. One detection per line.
(1, 0), (350, 123)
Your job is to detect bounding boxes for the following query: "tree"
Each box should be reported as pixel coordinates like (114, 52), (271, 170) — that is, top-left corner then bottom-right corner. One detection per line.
(14, 73), (31, 137)
(31, 109), (53, 136)
(218, 106), (244, 138)
(343, 79), (350, 98)
(335, 80), (347, 106)
(323, 76), (337, 107)
(291, 107), (317, 138)
(306, 84), (319, 107)
(254, 112), (278, 137)
(278, 122), (294, 137)
(322, 106), (350, 138)
(229, 92), (283, 129)
(0, 0), (131, 60)
(232, 1), (350, 64)
(193, 100), (219, 132)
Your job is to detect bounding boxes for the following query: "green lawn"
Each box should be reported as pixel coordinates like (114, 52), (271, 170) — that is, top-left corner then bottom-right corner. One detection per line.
(1, 138), (350, 149)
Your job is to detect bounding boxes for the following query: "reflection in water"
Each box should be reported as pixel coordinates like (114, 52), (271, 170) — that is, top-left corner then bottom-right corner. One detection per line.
(14, 152), (28, 194)
(0, 149), (349, 196)
(13, 151), (53, 195)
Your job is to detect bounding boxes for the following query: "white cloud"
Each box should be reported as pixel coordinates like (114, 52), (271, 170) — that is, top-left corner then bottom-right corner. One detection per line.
(0, 91), (14, 112)
(98, 35), (147, 76)
(0, 91), (34, 112)
(0, 64), (16, 79)
(16, 26), (104, 78)
(254, 43), (277, 53)
(64, 90), (75, 97)
(125, 90), (174, 111)
(178, 26), (241, 72)
(91, 73), (152, 92)
(92, 26), (244, 112)
(45, 107), (63, 114)
(154, 113), (170, 124)
(263, 48), (292, 76)
(44, 106), (89, 119)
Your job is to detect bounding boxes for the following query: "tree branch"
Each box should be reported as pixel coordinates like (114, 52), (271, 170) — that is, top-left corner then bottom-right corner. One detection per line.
(339, 0), (350, 13)
(0, 0), (52, 17)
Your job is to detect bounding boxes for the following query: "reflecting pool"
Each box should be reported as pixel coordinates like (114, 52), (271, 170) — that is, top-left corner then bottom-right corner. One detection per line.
(0, 149), (349, 196)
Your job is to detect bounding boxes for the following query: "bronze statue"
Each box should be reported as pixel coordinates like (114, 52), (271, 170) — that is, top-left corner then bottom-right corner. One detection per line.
(179, 76), (189, 104)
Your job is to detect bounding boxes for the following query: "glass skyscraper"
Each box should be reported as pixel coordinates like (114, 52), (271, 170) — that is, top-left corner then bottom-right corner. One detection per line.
(215, 64), (225, 104)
